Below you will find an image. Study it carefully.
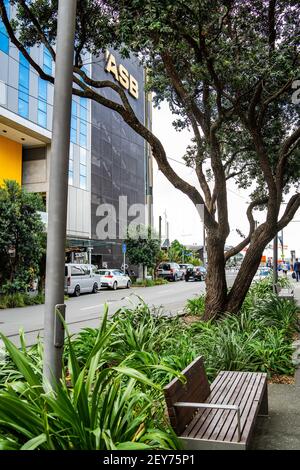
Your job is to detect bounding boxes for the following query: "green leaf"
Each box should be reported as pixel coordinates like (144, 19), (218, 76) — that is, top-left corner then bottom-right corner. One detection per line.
(21, 433), (47, 450)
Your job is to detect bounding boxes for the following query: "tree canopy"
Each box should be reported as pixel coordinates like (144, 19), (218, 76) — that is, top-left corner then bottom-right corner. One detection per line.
(125, 225), (161, 274)
(0, 180), (45, 293)
(1, 0), (299, 316)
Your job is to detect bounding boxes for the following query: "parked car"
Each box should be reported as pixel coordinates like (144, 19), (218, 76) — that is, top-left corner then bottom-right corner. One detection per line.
(96, 269), (132, 290)
(65, 264), (100, 296)
(185, 265), (206, 282)
(179, 263), (194, 277)
(156, 262), (183, 281)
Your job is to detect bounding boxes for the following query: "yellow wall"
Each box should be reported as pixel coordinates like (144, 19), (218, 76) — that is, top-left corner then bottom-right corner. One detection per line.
(0, 135), (22, 186)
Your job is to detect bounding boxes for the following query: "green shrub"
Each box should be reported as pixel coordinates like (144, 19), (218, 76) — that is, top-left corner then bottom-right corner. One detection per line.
(185, 295), (205, 316)
(133, 278), (168, 287)
(0, 292), (45, 309)
(0, 309), (179, 450)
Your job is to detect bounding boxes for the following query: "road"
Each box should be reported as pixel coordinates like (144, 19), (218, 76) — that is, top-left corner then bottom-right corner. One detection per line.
(0, 273), (237, 347)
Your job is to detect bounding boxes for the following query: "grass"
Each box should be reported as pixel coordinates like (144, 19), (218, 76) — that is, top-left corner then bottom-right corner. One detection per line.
(133, 278), (168, 287)
(0, 292), (45, 309)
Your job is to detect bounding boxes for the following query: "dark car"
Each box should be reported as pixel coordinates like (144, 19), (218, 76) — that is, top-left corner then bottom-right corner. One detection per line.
(185, 265), (206, 282)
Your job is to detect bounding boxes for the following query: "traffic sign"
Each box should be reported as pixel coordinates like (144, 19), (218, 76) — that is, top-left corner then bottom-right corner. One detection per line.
(122, 242), (127, 254)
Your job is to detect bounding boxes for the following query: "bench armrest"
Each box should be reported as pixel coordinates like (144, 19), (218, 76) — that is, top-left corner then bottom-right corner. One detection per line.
(174, 401), (241, 442)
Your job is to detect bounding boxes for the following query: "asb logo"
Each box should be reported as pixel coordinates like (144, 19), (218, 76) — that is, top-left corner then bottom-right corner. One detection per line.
(105, 51), (139, 100)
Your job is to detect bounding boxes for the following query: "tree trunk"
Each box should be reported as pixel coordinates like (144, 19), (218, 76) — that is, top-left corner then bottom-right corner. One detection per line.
(224, 230), (276, 314)
(203, 232), (227, 320)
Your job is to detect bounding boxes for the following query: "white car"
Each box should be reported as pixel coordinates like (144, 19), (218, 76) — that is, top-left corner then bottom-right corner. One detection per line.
(97, 269), (132, 290)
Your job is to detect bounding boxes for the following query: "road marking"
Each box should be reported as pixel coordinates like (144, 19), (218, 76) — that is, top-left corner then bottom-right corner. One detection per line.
(80, 304), (106, 311)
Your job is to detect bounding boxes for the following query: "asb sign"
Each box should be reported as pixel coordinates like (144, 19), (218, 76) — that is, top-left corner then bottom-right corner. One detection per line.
(105, 51), (139, 100)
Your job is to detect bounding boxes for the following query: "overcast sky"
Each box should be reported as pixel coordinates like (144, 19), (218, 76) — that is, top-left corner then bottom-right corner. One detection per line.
(152, 102), (300, 259)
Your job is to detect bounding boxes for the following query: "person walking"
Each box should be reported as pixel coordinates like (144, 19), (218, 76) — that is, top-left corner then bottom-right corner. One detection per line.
(293, 258), (300, 282)
(282, 261), (288, 276)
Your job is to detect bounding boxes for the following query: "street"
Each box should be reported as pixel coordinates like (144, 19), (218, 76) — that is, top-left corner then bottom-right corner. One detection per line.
(0, 273), (237, 347)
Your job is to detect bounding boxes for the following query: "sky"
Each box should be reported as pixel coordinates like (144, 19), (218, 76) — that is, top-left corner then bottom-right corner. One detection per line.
(152, 102), (300, 259)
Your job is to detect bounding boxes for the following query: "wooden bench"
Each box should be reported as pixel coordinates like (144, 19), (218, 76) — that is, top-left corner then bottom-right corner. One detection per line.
(276, 286), (294, 300)
(164, 356), (268, 450)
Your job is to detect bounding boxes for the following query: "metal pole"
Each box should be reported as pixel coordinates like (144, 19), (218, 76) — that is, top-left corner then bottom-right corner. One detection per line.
(158, 216), (162, 243)
(123, 251), (126, 274)
(273, 233), (278, 293)
(43, 0), (77, 389)
(203, 223), (206, 267)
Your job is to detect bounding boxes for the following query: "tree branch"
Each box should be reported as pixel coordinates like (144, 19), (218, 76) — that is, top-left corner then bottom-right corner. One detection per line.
(225, 198), (268, 261)
(276, 126), (300, 190)
(18, 0), (56, 61)
(277, 194), (300, 231)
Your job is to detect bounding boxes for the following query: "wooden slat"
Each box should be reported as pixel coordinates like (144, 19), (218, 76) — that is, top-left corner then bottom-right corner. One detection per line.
(182, 371), (235, 437)
(203, 372), (255, 441)
(229, 374), (267, 443)
(199, 372), (252, 440)
(183, 371), (244, 438)
(215, 373), (262, 442)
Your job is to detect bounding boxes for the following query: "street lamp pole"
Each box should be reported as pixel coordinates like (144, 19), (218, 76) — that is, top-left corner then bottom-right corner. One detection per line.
(273, 233), (278, 293)
(43, 0), (77, 389)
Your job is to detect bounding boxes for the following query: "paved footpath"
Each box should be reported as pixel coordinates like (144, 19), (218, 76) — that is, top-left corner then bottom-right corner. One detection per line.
(252, 279), (300, 450)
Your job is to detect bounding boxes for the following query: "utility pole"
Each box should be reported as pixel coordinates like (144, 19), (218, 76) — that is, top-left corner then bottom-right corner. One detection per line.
(203, 223), (206, 267)
(43, 0), (77, 389)
(273, 233), (278, 293)
(158, 215), (162, 245)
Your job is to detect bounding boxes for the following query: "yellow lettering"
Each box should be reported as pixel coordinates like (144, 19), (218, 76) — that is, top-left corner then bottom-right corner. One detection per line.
(129, 75), (139, 99)
(118, 64), (129, 90)
(105, 53), (119, 81)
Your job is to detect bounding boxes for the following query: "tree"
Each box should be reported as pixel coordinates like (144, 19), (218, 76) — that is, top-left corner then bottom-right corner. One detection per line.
(0, 180), (45, 293)
(125, 225), (161, 279)
(168, 239), (186, 263)
(2, 1), (299, 318)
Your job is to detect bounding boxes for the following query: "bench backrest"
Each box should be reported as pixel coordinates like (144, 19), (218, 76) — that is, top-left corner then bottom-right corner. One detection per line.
(163, 356), (210, 434)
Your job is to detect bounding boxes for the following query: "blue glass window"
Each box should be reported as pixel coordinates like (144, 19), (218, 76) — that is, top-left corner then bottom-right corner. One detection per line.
(71, 100), (77, 144)
(38, 78), (47, 128)
(79, 147), (87, 189)
(79, 97), (88, 148)
(79, 121), (87, 147)
(43, 48), (52, 75)
(69, 143), (74, 185)
(18, 51), (30, 118)
(0, 0), (9, 54)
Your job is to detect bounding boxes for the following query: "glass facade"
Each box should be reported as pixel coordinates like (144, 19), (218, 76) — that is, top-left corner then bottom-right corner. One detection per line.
(37, 78), (47, 127)
(0, 0), (9, 54)
(18, 51), (30, 118)
(79, 97), (88, 148)
(91, 51), (147, 267)
(79, 147), (87, 190)
(37, 47), (52, 128)
(71, 100), (77, 144)
(69, 143), (74, 186)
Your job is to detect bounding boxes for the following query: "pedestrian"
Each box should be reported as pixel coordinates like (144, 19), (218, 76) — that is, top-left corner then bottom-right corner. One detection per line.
(282, 261), (288, 275)
(293, 258), (300, 282)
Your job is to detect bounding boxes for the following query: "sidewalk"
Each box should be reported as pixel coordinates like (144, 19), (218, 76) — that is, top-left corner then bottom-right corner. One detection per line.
(251, 280), (300, 449)
(251, 385), (300, 450)
(292, 281), (300, 307)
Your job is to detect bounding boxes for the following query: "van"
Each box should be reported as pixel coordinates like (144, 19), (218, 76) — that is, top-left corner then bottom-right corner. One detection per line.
(65, 264), (100, 296)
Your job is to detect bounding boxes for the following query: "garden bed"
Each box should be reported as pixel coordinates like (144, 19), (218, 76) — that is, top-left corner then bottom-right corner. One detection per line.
(0, 278), (298, 450)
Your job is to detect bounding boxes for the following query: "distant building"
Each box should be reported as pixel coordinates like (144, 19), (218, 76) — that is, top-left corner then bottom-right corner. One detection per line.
(0, 1), (153, 268)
